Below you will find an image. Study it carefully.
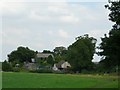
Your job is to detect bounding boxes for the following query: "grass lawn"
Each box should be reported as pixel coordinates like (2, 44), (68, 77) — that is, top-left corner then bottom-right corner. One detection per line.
(2, 72), (119, 88)
(0, 72), (2, 89)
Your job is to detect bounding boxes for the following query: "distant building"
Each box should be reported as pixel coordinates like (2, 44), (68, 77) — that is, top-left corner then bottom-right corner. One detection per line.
(53, 60), (71, 71)
(23, 62), (37, 70)
(23, 53), (71, 72)
(36, 52), (54, 60)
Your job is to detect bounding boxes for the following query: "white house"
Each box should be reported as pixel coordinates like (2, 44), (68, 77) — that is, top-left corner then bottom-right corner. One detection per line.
(53, 60), (71, 71)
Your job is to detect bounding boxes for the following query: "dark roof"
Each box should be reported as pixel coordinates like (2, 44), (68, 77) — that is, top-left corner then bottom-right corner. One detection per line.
(56, 60), (65, 68)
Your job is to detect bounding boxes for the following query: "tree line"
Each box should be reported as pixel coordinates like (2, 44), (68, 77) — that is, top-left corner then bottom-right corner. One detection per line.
(2, 1), (120, 74)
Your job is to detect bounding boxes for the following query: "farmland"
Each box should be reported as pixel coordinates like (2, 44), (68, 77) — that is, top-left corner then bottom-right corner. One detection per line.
(2, 72), (119, 88)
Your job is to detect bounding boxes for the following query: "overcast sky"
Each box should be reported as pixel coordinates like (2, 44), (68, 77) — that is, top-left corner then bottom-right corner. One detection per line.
(0, 0), (113, 62)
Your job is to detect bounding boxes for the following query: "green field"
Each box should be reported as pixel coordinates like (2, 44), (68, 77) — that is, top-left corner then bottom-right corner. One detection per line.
(2, 72), (119, 88)
(0, 72), (2, 89)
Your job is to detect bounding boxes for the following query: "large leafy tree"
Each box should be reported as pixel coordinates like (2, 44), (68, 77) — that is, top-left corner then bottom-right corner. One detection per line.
(67, 34), (97, 72)
(99, 1), (120, 72)
(8, 46), (35, 63)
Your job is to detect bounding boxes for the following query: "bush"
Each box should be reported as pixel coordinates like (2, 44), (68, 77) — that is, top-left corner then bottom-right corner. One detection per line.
(29, 68), (52, 73)
(81, 69), (90, 74)
(52, 70), (64, 74)
(2, 61), (13, 72)
(13, 67), (20, 72)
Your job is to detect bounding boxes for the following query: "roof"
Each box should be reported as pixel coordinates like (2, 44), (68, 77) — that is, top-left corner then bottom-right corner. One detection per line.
(56, 60), (65, 68)
(36, 53), (54, 58)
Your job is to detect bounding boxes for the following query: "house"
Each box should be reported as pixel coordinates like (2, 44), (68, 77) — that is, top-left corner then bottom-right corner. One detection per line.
(23, 53), (55, 70)
(23, 53), (71, 72)
(23, 62), (37, 70)
(53, 60), (71, 71)
(36, 52), (54, 60)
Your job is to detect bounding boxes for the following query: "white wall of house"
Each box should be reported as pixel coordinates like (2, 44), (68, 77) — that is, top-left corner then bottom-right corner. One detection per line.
(52, 61), (71, 71)
(52, 64), (58, 71)
(61, 62), (71, 69)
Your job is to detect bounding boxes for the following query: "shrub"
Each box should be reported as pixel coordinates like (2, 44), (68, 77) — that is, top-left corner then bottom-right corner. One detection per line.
(29, 68), (52, 73)
(2, 61), (13, 72)
(13, 67), (20, 72)
(52, 70), (64, 74)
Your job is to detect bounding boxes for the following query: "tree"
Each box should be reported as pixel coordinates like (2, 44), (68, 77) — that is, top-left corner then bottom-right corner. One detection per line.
(53, 46), (66, 55)
(8, 46), (36, 64)
(2, 60), (13, 71)
(42, 50), (53, 54)
(53, 46), (67, 62)
(47, 55), (54, 66)
(67, 34), (97, 72)
(98, 1), (120, 72)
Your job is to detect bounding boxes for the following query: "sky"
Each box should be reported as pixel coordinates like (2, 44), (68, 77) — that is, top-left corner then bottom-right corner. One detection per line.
(0, 0), (113, 62)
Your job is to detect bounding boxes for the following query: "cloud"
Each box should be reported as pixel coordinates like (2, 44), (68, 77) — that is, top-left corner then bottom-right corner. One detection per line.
(58, 29), (70, 38)
(52, 40), (68, 48)
(27, 1), (80, 24)
(47, 29), (70, 39)
(29, 10), (51, 21)
(88, 29), (109, 42)
(52, 41), (64, 47)
(48, 30), (54, 35)
(89, 30), (103, 38)
(48, 4), (67, 14)
(3, 28), (31, 46)
(60, 14), (79, 23)
(47, 1), (69, 14)
(1, 2), (27, 15)
(28, 2), (73, 24)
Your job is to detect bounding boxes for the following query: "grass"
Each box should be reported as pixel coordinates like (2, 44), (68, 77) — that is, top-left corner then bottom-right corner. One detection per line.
(2, 72), (119, 88)
(0, 72), (2, 89)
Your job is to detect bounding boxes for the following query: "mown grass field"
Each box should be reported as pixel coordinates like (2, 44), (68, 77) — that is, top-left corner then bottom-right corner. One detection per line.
(2, 72), (119, 88)
(0, 72), (2, 89)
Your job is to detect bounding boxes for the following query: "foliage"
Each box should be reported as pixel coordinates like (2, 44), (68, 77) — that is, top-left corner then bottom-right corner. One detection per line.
(8, 46), (36, 63)
(29, 68), (52, 73)
(53, 46), (66, 55)
(36, 57), (54, 67)
(2, 60), (13, 71)
(54, 55), (63, 63)
(42, 50), (53, 54)
(36, 59), (48, 67)
(47, 55), (54, 66)
(98, 1), (120, 72)
(67, 34), (97, 72)
(53, 46), (67, 63)
(12, 67), (20, 72)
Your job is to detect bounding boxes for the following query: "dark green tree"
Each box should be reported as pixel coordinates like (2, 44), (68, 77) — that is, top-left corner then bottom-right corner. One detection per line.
(67, 34), (97, 72)
(98, 1), (120, 72)
(2, 60), (13, 71)
(42, 50), (53, 54)
(47, 55), (54, 66)
(8, 46), (35, 63)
